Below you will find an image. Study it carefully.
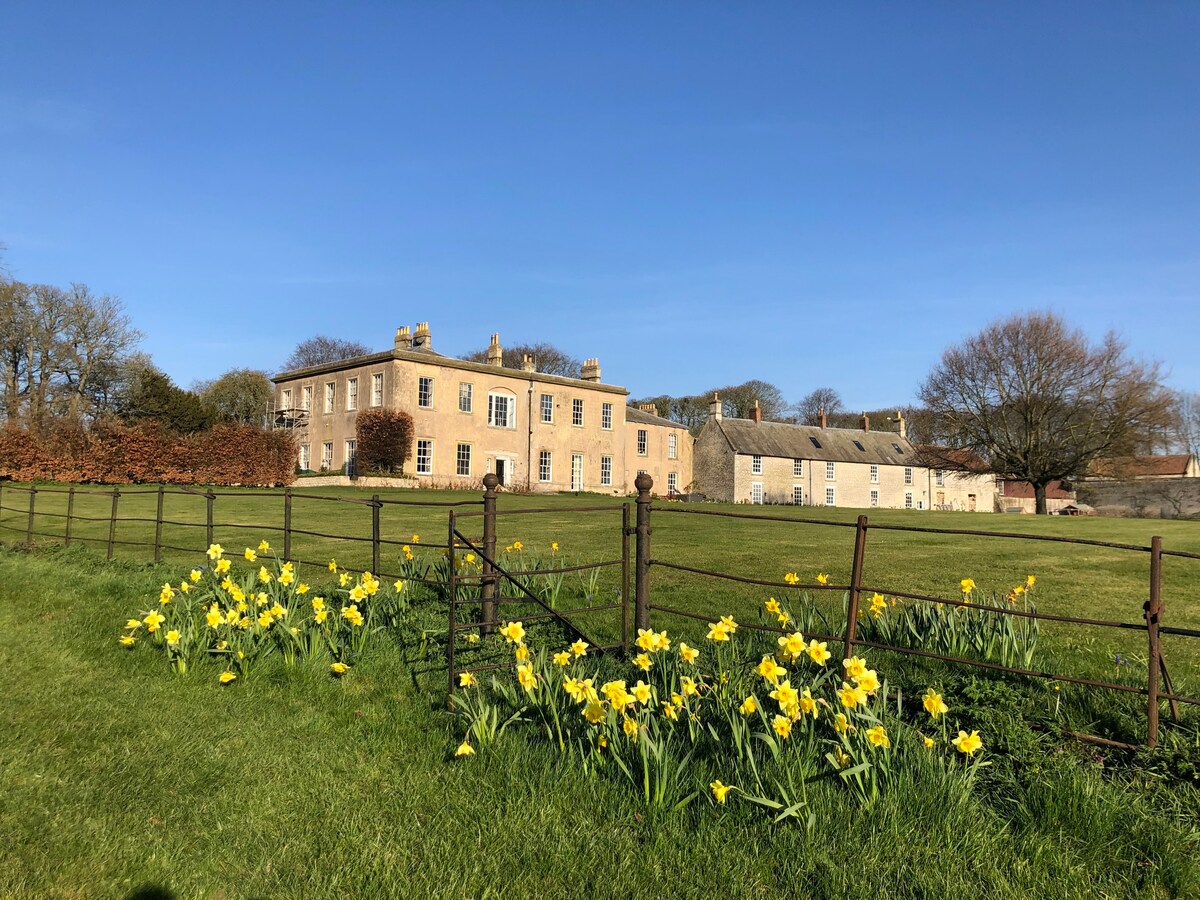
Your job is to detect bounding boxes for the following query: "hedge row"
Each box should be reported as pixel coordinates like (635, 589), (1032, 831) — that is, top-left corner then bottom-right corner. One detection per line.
(0, 421), (297, 486)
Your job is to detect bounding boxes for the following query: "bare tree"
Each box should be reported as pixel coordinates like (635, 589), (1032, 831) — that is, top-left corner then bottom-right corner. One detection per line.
(460, 341), (583, 378)
(920, 311), (1174, 514)
(58, 284), (143, 421)
(282, 336), (372, 372)
(1172, 390), (1200, 459)
(793, 387), (844, 425)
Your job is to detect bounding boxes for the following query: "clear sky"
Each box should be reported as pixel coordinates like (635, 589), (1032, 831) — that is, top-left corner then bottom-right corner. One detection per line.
(2, 2), (1197, 410)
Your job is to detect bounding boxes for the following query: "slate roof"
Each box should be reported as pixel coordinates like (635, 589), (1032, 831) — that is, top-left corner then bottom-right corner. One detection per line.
(914, 445), (992, 473)
(712, 418), (917, 465)
(626, 406), (685, 429)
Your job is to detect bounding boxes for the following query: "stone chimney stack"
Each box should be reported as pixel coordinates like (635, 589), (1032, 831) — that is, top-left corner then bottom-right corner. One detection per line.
(819, 407), (828, 429)
(394, 326), (412, 350)
(412, 322), (431, 350)
(486, 333), (503, 366)
(895, 410), (907, 439)
(709, 392), (722, 421)
(522, 353), (535, 372)
(581, 358), (601, 382)
(861, 411), (870, 432)
(638, 403), (657, 413)
(751, 400), (762, 423)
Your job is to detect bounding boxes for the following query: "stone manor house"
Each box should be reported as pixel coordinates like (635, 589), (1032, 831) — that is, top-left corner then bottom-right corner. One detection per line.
(272, 324), (692, 495)
(272, 322), (996, 511)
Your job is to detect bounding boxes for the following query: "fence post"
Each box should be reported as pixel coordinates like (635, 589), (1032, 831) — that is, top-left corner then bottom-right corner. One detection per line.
(447, 509), (458, 700)
(205, 491), (215, 550)
(480, 473), (499, 635)
(621, 502), (632, 653)
(371, 494), (381, 574)
(107, 488), (120, 560)
(1146, 535), (1163, 748)
(65, 486), (75, 548)
(283, 486), (293, 561)
(26, 486), (37, 544)
(634, 473), (653, 634)
(842, 514), (869, 662)
(154, 485), (165, 563)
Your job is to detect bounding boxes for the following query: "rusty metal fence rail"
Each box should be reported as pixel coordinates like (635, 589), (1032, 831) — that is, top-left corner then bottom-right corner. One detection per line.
(0, 480), (480, 579)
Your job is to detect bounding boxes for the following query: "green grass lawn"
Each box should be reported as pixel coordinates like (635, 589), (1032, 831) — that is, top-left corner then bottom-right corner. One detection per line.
(1, 483), (1200, 898)
(1, 540), (1198, 899)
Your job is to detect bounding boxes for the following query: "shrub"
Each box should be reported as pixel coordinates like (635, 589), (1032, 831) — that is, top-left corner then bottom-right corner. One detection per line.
(355, 408), (414, 475)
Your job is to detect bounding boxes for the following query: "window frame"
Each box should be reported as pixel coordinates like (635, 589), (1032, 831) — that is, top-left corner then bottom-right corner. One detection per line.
(792, 485), (803, 505)
(601, 402), (613, 430)
(667, 472), (678, 494)
(324, 382), (335, 414)
(751, 482), (764, 505)
(637, 429), (647, 456)
(825, 486), (836, 506)
(825, 461), (836, 481)
(540, 393), (554, 424)
(572, 398), (584, 427)
(869, 464), (879, 483)
(904, 466), (913, 485)
(347, 377), (358, 412)
(751, 454), (763, 475)
(668, 433), (677, 459)
(459, 382), (473, 414)
(415, 439), (433, 475)
(793, 458), (802, 477)
(303, 385), (312, 411)
(456, 442), (472, 477)
(870, 489), (879, 508)
(321, 441), (333, 470)
(600, 455), (612, 486)
(538, 449), (553, 483)
(488, 391), (516, 429)
(418, 376), (433, 409)
(371, 373), (383, 407)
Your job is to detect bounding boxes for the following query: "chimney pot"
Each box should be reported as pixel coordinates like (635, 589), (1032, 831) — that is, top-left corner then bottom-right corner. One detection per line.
(709, 392), (722, 421)
(486, 333), (503, 366)
(862, 411), (870, 432)
(412, 322), (431, 349)
(581, 357), (601, 382)
(394, 326), (412, 351)
(819, 406), (828, 429)
(751, 400), (762, 424)
(522, 353), (535, 372)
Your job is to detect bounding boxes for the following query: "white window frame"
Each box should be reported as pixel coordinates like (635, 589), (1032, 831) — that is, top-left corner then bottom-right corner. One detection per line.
(321, 441), (333, 470)
(905, 491), (914, 509)
(601, 402), (613, 430)
(870, 464), (879, 483)
(936, 469), (945, 486)
(540, 393), (554, 424)
(751, 482), (764, 505)
(371, 373), (383, 407)
(825, 486), (836, 506)
(459, 383), (473, 414)
(793, 458), (802, 477)
(299, 443), (310, 470)
(418, 376), (433, 409)
(344, 439), (357, 472)
(416, 439), (433, 475)
(347, 377), (358, 411)
(667, 472), (678, 494)
(572, 398), (584, 427)
(571, 453), (584, 491)
(904, 466), (913, 485)
(637, 429), (647, 455)
(538, 450), (552, 483)
(324, 382), (335, 414)
(870, 489), (879, 507)
(751, 455), (763, 475)
(668, 433), (678, 460)
(282, 389), (292, 409)
(488, 391), (516, 429)
(303, 385), (312, 412)
(826, 461), (836, 481)
(456, 443), (471, 477)
(600, 455), (612, 486)
(792, 485), (803, 505)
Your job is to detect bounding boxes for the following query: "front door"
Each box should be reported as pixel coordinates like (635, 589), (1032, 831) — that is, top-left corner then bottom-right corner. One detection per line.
(571, 454), (584, 491)
(495, 458), (507, 486)
(968, 494), (977, 511)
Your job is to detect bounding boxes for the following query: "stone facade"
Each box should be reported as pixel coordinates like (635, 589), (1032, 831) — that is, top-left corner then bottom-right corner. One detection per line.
(272, 325), (690, 495)
(692, 400), (994, 511)
(624, 405), (694, 495)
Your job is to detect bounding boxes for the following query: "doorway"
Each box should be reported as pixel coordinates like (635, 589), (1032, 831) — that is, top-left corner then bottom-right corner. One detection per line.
(571, 454), (584, 491)
(495, 458), (508, 486)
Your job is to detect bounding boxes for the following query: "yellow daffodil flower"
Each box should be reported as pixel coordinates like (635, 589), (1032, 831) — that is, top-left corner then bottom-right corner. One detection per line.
(798, 688), (818, 719)
(952, 730), (983, 755)
(119, 635), (136, 647)
(778, 632), (806, 662)
(833, 713), (850, 734)
(571, 639), (589, 658)
(189, 569), (202, 583)
(772, 715), (793, 739)
(206, 605), (223, 629)
(922, 735), (935, 749)
(1026, 575), (1036, 588)
(244, 548), (257, 562)
(125, 618), (142, 630)
(515, 645), (530, 662)
(331, 662), (349, 675)
(866, 725), (890, 748)
(710, 780), (734, 803)
(680, 676), (699, 696)
(218, 671), (237, 684)
(499, 621), (525, 645)
(583, 701), (605, 724)
(465, 632), (479, 644)
(206, 543), (224, 560)
(784, 572), (799, 585)
(455, 741), (475, 757)
(214, 558), (231, 574)
(706, 620), (731, 642)
(328, 559), (338, 572)
(258, 540), (270, 552)
(634, 653), (652, 671)
(459, 671), (477, 687)
(756, 655), (786, 684)
(632, 680), (653, 704)
(837, 682), (868, 709)
(816, 573), (829, 585)
(960, 578), (976, 595)
(553, 651), (571, 667)
(739, 695), (758, 716)
(855, 670), (880, 694)
(843, 656), (868, 680)
(806, 639), (831, 666)
(764, 597), (781, 615)
(341, 604), (364, 627)
(923, 688), (948, 717)
(143, 610), (164, 633)
(517, 663), (537, 693)
(833, 746), (851, 769)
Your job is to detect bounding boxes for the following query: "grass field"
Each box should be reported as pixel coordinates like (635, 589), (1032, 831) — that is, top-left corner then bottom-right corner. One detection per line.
(2, 482), (1199, 898)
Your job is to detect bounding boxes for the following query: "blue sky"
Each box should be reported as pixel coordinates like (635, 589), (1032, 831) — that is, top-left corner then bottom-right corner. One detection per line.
(2, 3), (1197, 409)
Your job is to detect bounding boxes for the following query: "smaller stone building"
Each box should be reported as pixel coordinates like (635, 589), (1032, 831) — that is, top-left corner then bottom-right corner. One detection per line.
(692, 398), (967, 510)
(624, 404), (694, 496)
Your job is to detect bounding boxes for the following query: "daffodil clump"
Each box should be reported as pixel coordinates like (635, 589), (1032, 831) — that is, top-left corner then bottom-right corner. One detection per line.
(120, 542), (410, 684)
(856, 574), (1040, 670)
(451, 615), (987, 818)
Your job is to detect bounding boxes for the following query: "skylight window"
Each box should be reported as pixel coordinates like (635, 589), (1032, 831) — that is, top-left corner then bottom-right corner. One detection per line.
(810, 437), (822, 449)
(853, 441), (865, 451)
(892, 443), (904, 454)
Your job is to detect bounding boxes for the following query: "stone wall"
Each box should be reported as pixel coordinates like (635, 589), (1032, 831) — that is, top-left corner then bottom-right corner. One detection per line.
(1078, 480), (1200, 518)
